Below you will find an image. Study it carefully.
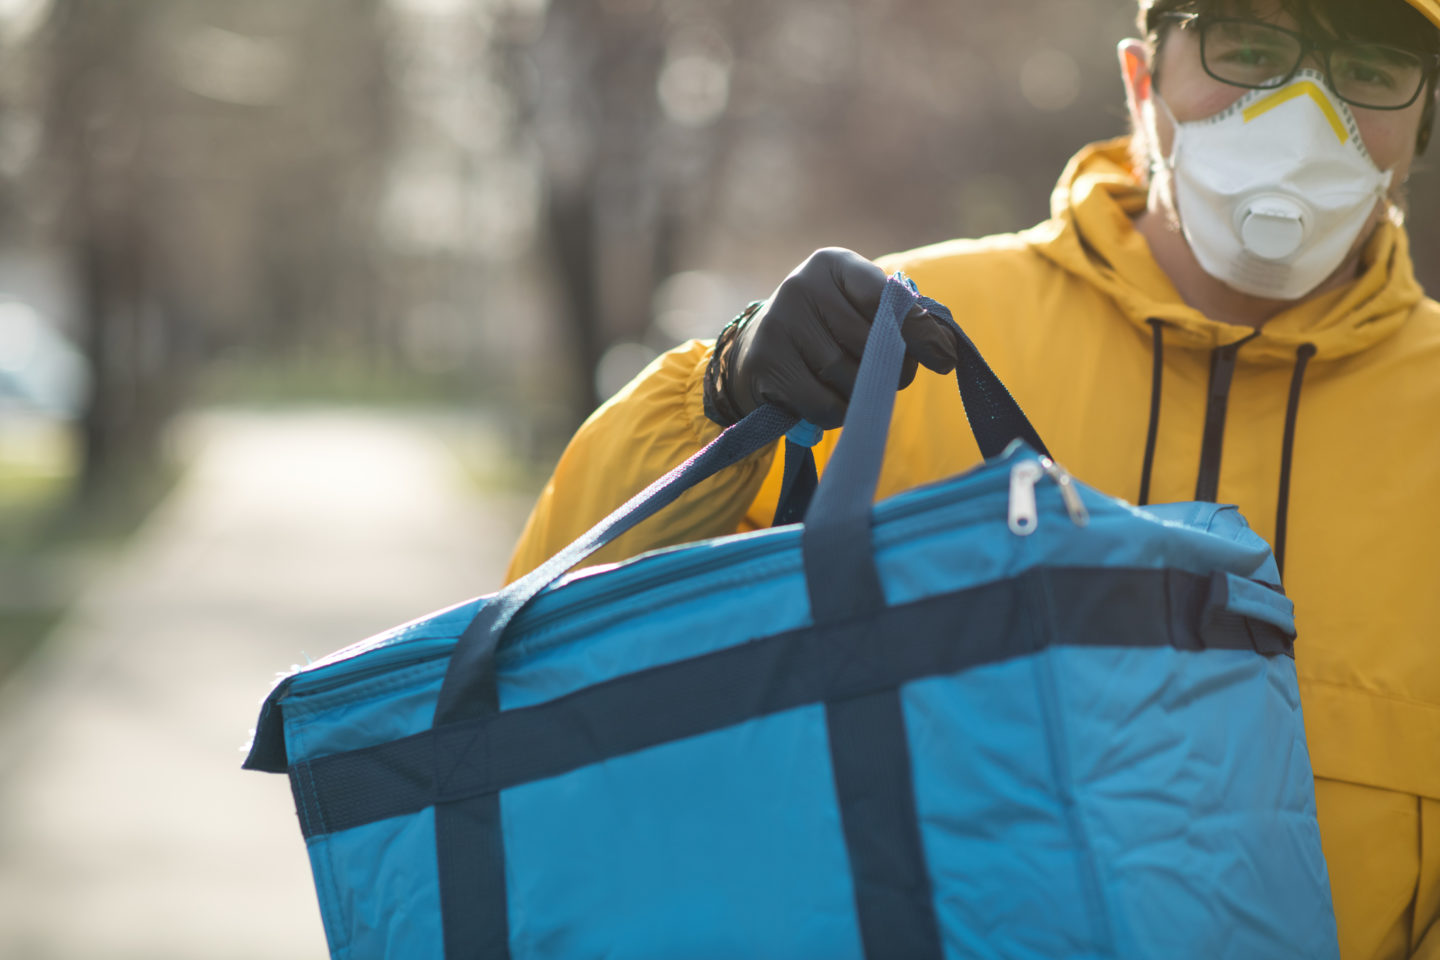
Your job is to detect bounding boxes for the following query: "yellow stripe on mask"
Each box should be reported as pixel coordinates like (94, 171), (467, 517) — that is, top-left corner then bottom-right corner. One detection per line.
(1242, 82), (1349, 144)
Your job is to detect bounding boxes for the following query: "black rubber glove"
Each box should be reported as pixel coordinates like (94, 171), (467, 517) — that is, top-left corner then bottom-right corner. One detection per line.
(711, 248), (960, 429)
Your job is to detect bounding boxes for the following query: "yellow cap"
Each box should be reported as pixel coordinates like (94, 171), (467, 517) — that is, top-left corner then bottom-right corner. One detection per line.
(1410, 0), (1440, 33)
(1143, 1), (1440, 34)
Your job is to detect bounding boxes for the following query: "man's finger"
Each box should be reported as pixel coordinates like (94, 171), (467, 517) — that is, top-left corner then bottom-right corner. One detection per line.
(825, 248), (889, 318)
(787, 305), (861, 398)
(898, 355), (920, 391)
(755, 370), (849, 430)
(902, 307), (960, 374)
(808, 285), (872, 360)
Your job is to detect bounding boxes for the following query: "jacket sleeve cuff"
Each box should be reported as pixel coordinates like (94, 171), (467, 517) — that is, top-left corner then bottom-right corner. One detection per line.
(505, 340), (779, 583)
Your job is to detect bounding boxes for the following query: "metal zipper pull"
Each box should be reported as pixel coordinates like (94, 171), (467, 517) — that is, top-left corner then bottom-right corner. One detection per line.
(1042, 460), (1090, 528)
(1009, 459), (1043, 536)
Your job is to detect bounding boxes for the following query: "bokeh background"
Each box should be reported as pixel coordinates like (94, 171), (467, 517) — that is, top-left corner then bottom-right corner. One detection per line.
(0, 0), (1434, 956)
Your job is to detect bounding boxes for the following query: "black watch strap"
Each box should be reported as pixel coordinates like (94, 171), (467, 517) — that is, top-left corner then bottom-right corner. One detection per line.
(703, 300), (764, 427)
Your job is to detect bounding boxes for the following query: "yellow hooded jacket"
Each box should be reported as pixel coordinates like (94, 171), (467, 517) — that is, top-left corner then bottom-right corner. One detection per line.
(508, 140), (1440, 959)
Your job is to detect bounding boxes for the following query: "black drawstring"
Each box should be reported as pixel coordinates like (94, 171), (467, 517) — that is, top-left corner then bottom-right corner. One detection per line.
(1274, 343), (1317, 579)
(1136, 324), (1314, 579)
(1194, 330), (1261, 503)
(1138, 319), (1165, 506)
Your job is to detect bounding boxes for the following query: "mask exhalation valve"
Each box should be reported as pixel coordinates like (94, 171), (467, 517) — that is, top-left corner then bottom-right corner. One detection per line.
(1239, 195), (1307, 261)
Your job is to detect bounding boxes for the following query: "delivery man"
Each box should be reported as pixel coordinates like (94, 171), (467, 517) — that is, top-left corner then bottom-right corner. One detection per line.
(507, 1), (1440, 955)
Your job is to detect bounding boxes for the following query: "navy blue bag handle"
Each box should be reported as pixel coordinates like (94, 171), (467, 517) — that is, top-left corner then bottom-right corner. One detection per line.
(433, 403), (798, 725)
(433, 274), (1047, 726)
(799, 275), (1047, 625)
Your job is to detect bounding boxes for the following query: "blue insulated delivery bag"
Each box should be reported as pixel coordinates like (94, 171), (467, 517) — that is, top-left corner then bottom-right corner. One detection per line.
(244, 276), (1338, 959)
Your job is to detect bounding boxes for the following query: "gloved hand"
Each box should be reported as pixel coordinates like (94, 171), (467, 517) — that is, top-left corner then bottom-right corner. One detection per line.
(708, 248), (960, 429)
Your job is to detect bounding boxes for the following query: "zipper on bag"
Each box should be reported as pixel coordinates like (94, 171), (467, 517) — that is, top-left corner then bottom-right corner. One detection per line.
(1009, 460), (1044, 536)
(1043, 459), (1090, 527)
(1009, 456), (1089, 536)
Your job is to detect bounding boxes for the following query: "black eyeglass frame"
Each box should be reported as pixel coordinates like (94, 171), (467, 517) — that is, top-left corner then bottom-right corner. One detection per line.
(1156, 11), (1440, 111)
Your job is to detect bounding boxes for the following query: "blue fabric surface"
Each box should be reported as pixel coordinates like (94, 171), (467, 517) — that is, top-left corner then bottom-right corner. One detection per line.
(904, 658), (1109, 960)
(904, 646), (1335, 959)
(501, 706), (865, 960)
(309, 808), (443, 960)
(1051, 645), (1334, 956)
(285, 660), (447, 762)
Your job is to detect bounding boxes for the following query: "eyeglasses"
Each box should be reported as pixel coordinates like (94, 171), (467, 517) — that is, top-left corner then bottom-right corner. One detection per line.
(1159, 12), (1440, 110)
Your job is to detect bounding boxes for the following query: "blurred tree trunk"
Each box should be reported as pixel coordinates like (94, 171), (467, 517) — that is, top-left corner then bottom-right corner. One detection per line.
(521, 0), (741, 426)
(543, 180), (604, 424)
(45, 0), (176, 499)
(40, 0), (395, 499)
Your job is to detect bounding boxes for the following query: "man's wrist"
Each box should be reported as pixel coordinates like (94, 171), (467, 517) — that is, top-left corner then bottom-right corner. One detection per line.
(702, 300), (764, 426)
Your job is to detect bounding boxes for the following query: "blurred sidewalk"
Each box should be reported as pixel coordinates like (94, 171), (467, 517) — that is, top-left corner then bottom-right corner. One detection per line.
(0, 408), (530, 960)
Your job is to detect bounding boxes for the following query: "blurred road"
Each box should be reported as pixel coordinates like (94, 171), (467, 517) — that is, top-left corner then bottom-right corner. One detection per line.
(0, 408), (530, 960)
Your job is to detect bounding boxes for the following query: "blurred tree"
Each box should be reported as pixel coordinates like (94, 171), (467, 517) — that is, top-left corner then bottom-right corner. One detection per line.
(43, 0), (166, 497)
(500, 0), (744, 423)
(37, 0), (394, 498)
(496, 0), (1143, 427)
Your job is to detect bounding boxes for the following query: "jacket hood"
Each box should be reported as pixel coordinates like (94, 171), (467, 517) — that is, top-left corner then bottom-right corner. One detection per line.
(1407, 0), (1440, 32)
(1026, 137), (1427, 363)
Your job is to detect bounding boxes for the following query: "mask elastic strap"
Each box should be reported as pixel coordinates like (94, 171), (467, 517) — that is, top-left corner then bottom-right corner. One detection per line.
(1148, 89), (1183, 172)
(1419, 82), (1436, 154)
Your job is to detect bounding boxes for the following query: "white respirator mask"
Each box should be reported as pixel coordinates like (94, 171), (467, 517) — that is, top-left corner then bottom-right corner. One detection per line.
(1151, 69), (1395, 301)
